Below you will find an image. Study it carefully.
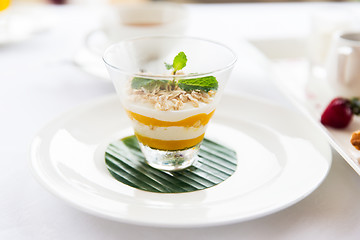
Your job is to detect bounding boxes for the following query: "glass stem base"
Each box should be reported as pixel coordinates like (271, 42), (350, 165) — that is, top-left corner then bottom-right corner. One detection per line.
(139, 142), (201, 171)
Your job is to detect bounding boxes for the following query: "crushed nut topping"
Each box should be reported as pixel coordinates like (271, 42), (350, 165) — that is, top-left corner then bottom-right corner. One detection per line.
(128, 86), (215, 111)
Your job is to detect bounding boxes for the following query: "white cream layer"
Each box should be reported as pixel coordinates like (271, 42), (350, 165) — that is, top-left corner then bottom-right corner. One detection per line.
(132, 120), (206, 141)
(124, 100), (216, 122)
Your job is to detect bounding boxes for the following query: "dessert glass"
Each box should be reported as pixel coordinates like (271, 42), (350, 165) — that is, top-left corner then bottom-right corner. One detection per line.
(103, 36), (236, 171)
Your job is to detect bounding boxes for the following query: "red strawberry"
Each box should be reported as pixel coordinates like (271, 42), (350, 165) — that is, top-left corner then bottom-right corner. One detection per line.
(321, 97), (360, 129)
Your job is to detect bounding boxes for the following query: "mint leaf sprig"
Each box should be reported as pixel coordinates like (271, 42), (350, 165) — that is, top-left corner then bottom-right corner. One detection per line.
(178, 76), (218, 92)
(165, 51), (187, 89)
(132, 52), (218, 92)
(131, 77), (169, 91)
(164, 51), (187, 74)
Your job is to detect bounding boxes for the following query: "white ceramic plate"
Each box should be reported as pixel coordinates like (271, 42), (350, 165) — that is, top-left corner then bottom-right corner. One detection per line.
(271, 59), (360, 175)
(29, 93), (331, 227)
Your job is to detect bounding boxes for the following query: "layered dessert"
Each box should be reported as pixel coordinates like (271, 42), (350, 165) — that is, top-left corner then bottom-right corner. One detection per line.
(123, 52), (218, 151)
(125, 86), (216, 151)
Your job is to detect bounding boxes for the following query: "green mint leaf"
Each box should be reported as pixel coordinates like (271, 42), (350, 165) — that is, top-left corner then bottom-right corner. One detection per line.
(164, 62), (173, 70)
(131, 77), (169, 91)
(178, 76), (218, 92)
(173, 52), (187, 71)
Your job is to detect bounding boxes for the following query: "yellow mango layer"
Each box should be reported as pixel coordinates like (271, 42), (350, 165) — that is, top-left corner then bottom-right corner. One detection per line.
(126, 110), (215, 128)
(135, 133), (205, 151)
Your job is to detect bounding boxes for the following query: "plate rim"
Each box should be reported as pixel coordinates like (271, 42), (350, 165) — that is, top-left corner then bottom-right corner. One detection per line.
(270, 60), (360, 176)
(29, 93), (332, 228)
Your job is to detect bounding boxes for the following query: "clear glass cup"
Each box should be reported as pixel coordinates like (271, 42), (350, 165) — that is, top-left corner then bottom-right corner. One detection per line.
(103, 36), (236, 171)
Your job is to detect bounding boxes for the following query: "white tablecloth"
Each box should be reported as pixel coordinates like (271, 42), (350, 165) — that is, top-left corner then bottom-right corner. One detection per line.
(1, 2), (360, 239)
